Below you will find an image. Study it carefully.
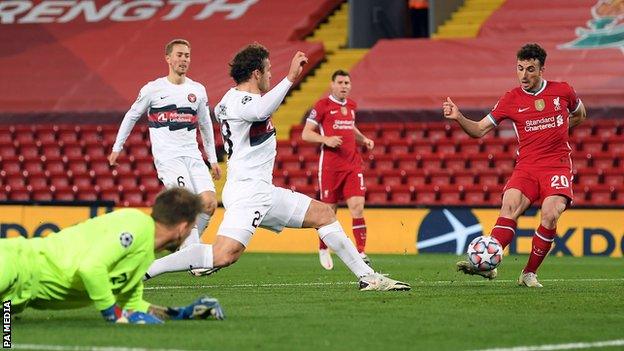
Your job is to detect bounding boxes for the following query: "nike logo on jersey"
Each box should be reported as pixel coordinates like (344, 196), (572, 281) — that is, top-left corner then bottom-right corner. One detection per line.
(330, 110), (338, 114)
(518, 107), (530, 112)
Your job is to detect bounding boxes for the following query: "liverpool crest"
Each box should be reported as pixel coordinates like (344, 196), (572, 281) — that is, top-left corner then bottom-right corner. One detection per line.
(559, 0), (624, 53)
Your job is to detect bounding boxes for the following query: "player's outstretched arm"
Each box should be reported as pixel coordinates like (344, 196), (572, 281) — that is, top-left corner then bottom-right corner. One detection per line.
(147, 296), (225, 321)
(109, 86), (151, 166)
(443, 97), (494, 138)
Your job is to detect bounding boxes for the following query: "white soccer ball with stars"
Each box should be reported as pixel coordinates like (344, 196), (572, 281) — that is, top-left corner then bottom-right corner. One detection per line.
(467, 235), (503, 271)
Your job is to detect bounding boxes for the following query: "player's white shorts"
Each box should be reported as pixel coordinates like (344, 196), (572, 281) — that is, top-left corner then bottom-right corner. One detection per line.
(154, 156), (215, 194)
(217, 179), (312, 247)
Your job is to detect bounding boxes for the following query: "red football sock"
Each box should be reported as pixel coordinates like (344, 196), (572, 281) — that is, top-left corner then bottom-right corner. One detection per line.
(524, 225), (557, 274)
(352, 217), (367, 253)
(319, 238), (328, 250)
(491, 217), (517, 249)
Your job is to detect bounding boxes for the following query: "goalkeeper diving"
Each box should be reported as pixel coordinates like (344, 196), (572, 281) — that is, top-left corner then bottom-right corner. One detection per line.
(0, 188), (224, 324)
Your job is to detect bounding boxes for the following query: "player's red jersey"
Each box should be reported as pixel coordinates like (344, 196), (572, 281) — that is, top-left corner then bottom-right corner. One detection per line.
(306, 95), (363, 172)
(488, 80), (581, 169)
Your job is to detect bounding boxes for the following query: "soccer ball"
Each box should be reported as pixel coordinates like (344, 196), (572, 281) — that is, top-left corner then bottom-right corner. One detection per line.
(467, 236), (503, 271)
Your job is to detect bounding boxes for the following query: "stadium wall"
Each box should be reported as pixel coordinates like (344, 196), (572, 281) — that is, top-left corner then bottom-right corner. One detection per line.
(1, 205), (622, 257)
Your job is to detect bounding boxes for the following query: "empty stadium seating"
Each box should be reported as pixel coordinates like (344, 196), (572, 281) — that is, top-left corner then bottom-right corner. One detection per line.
(0, 119), (621, 207)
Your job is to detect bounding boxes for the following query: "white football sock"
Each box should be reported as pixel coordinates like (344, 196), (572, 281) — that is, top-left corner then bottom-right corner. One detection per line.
(317, 221), (374, 278)
(145, 244), (213, 279)
(180, 226), (200, 249)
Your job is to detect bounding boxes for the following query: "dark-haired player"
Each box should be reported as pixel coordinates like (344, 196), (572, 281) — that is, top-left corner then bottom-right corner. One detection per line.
(443, 43), (587, 287)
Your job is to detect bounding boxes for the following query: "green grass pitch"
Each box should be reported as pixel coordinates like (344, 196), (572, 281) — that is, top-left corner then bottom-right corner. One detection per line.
(12, 253), (624, 351)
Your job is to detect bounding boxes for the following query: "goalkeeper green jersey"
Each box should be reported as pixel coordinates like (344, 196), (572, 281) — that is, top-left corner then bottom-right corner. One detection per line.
(0, 208), (155, 313)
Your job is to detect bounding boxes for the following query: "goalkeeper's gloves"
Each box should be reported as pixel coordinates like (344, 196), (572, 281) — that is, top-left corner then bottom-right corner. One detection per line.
(166, 296), (225, 320)
(101, 304), (163, 324)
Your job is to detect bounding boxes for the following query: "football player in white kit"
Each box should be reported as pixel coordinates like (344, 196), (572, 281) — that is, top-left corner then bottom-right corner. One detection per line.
(145, 43), (410, 291)
(108, 39), (221, 275)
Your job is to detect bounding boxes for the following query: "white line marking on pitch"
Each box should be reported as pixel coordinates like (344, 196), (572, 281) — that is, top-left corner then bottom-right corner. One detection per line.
(470, 338), (624, 351)
(13, 345), (189, 351)
(144, 278), (624, 290)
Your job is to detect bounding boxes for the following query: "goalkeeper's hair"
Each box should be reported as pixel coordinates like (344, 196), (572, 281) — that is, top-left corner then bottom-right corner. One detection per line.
(229, 42), (269, 84)
(165, 39), (190, 56)
(151, 188), (203, 227)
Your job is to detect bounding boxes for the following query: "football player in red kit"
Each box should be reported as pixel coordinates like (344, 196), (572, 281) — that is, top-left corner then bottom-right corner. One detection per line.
(302, 70), (374, 270)
(443, 43), (587, 287)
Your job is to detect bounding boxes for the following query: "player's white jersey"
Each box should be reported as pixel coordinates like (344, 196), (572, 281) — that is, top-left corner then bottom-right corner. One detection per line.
(214, 77), (292, 184)
(112, 77), (217, 163)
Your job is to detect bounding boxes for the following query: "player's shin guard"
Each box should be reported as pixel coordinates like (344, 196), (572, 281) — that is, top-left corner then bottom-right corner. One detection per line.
(523, 225), (556, 274)
(352, 217), (367, 253)
(145, 244), (214, 279)
(491, 217), (516, 249)
(318, 221), (374, 278)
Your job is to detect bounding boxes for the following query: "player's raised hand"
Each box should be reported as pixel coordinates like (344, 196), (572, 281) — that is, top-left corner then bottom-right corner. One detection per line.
(287, 51), (308, 82)
(443, 97), (461, 120)
(323, 135), (342, 148)
(210, 163), (222, 180)
(107, 151), (120, 167)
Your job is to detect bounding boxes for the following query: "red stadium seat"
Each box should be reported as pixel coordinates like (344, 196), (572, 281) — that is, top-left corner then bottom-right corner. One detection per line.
(0, 130), (12, 144)
(605, 136), (624, 153)
(374, 155), (396, 170)
(122, 191), (144, 207)
(41, 146), (62, 159)
(491, 157), (515, 173)
(444, 155), (467, 172)
(454, 170), (476, 185)
(134, 158), (156, 176)
(273, 175), (288, 188)
(100, 190), (120, 204)
(580, 136), (605, 153)
(23, 160), (44, 175)
(404, 169), (428, 186)
(576, 169), (601, 186)
(2, 156), (22, 175)
(572, 124), (593, 138)
(286, 170), (311, 187)
(427, 123), (449, 141)
(67, 160), (89, 175)
(91, 159), (111, 176)
(389, 185), (414, 204)
(80, 127), (102, 144)
(591, 152), (616, 169)
(358, 124), (379, 139)
(589, 185), (614, 204)
(6, 175), (26, 188)
(368, 144), (387, 157)
(76, 191), (98, 202)
(460, 139), (482, 154)
(279, 155), (302, 170)
(0, 146), (17, 158)
(438, 185), (462, 205)
(32, 190), (53, 201)
(573, 153), (592, 169)
(387, 140), (411, 155)
(478, 170), (501, 187)
(73, 174), (93, 188)
(412, 141), (434, 156)
(413, 185), (437, 205)
(367, 185), (389, 205)
(381, 170), (405, 187)
(296, 143), (319, 158)
(594, 121), (619, 138)
(139, 175), (162, 192)
(115, 159), (134, 174)
(35, 129), (57, 144)
(85, 145), (107, 159)
(301, 155), (319, 173)
(19, 144), (39, 159)
(276, 140), (296, 157)
(363, 170), (381, 186)
(436, 140), (456, 155)
(419, 155), (444, 172)
(58, 129), (79, 144)
(54, 186), (76, 201)
(603, 170), (624, 187)
(430, 170), (452, 186)
(14, 127), (34, 145)
(63, 144), (83, 159)
(145, 190), (160, 206)
(483, 139), (506, 154)
(95, 177), (116, 191)
(463, 185), (487, 205)
(9, 187), (30, 201)
(28, 175), (48, 191)
(469, 154), (493, 169)
(378, 126), (403, 140)
(50, 174), (71, 188)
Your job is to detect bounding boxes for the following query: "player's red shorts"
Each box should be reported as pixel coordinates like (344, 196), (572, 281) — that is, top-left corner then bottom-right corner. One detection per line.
(319, 169), (366, 203)
(503, 167), (574, 205)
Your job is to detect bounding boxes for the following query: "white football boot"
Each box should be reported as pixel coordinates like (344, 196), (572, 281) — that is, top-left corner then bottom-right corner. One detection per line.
(359, 273), (411, 291)
(518, 271), (543, 288)
(456, 261), (498, 280)
(319, 248), (334, 270)
(189, 267), (221, 277)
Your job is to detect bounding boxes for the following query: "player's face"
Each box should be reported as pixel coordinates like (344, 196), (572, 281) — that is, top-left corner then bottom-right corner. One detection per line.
(516, 59), (543, 91)
(166, 44), (191, 76)
(330, 75), (351, 100)
(257, 58), (272, 93)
